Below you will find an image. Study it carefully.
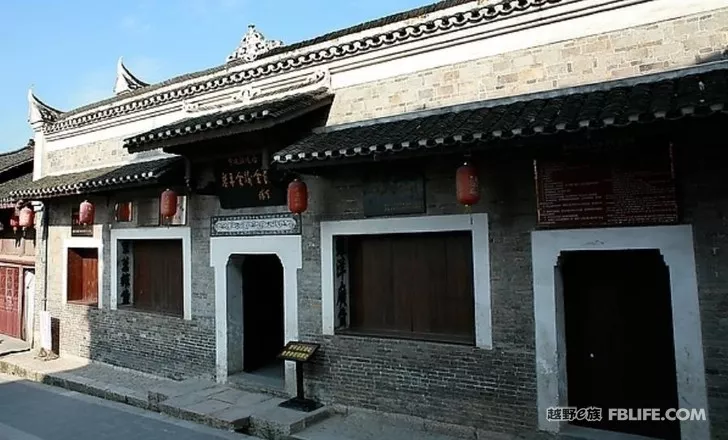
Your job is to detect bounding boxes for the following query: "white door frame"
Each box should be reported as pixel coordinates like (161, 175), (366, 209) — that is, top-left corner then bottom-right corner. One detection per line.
(531, 224), (710, 440)
(210, 235), (302, 395)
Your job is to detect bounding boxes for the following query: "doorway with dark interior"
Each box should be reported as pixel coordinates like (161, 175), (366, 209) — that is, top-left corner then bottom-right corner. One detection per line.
(241, 254), (285, 388)
(560, 249), (680, 440)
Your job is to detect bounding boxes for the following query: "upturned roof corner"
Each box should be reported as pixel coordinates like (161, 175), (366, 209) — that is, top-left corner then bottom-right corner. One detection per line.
(114, 57), (150, 95)
(226, 24), (284, 63)
(27, 88), (63, 127)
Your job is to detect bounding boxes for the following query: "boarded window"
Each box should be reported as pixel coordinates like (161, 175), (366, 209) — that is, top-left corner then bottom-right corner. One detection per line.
(67, 248), (99, 305)
(132, 239), (183, 316)
(347, 231), (475, 344)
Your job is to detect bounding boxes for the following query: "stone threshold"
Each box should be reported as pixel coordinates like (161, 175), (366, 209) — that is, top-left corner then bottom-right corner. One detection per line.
(0, 351), (331, 440)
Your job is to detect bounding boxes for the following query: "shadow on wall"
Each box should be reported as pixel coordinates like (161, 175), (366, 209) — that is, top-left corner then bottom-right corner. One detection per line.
(695, 49), (728, 64)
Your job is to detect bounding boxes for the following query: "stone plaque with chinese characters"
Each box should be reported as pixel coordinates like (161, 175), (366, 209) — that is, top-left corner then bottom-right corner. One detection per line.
(277, 341), (320, 363)
(210, 213), (301, 237)
(215, 153), (288, 209)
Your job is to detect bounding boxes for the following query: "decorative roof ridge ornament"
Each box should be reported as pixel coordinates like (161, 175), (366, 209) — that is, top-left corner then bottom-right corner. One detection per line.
(233, 86), (260, 104)
(28, 88), (63, 126)
(305, 69), (331, 89)
(226, 24), (283, 63)
(114, 57), (149, 95)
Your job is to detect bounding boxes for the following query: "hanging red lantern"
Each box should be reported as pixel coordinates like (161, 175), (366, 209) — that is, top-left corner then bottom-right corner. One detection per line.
(160, 189), (178, 218)
(79, 200), (95, 225)
(19, 206), (35, 229)
(9, 216), (19, 233)
(456, 162), (480, 206)
(287, 179), (308, 214)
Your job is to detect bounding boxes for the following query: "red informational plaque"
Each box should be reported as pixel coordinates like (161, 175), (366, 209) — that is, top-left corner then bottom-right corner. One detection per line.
(535, 144), (678, 229)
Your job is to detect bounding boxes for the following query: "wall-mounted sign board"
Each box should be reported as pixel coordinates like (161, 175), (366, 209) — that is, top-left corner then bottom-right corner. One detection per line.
(71, 209), (93, 237)
(363, 173), (425, 217)
(535, 144), (679, 229)
(214, 153), (290, 209)
(210, 213), (301, 237)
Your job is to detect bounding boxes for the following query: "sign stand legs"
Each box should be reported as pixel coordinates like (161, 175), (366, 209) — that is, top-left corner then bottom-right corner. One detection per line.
(278, 361), (323, 412)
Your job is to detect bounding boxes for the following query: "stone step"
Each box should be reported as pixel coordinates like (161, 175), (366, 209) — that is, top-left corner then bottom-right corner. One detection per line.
(227, 373), (290, 399)
(151, 379), (331, 439)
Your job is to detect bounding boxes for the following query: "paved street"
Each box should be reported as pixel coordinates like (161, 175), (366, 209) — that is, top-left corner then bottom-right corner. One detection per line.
(0, 373), (254, 440)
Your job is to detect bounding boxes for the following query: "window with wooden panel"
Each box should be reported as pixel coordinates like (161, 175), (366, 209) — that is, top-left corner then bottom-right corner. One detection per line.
(67, 248), (99, 305)
(129, 239), (183, 316)
(345, 231), (475, 344)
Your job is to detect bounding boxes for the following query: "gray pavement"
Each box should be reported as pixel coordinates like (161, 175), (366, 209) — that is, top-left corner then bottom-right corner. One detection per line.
(0, 373), (255, 440)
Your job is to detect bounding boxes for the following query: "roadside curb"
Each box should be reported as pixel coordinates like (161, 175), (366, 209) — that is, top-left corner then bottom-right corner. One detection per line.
(0, 356), (152, 410)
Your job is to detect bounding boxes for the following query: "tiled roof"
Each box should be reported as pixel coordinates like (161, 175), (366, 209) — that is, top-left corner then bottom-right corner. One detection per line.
(0, 173), (33, 208)
(0, 140), (33, 175)
(123, 92), (333, 152)
(44, 0), (559, 134)
(10, 157), (183, 200)
(274, 64), (728, 165)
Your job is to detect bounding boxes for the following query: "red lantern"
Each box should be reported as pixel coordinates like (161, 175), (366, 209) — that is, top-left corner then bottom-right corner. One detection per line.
(160, 189), (178, 218)
(287, 179), (308, 214)
(19, 206), (34, 229)
(456, 162), (480, 206)
(9, 216), (19, 233)
(79, 200), (95, 225)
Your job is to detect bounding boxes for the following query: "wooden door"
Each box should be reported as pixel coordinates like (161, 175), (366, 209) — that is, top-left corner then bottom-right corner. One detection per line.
(562, 250), (680, 439)
(133, 240), (183, 316)
(67, 248), (99, 304)
(348, 232), (474, 343)
(0, 265), (22, 339)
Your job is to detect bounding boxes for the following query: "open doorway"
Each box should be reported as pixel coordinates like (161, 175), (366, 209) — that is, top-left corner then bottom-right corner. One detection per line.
(560, 249), (680, 439)
(225, 254), (285, 392)
(242, 254), (285, 374)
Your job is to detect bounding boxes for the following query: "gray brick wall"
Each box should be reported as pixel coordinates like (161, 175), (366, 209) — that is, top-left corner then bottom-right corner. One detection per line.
(34, 194), (219, 380)
(33, 184), (295, 380)
(678, 145), (728, 439)
(297, 155), (540, 435)
(327, 8), (728, 126)
(296, 138), (728, 437)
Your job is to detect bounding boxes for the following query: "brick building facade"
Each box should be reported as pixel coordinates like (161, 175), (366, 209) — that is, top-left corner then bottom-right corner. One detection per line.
(15, 0), (728, 438)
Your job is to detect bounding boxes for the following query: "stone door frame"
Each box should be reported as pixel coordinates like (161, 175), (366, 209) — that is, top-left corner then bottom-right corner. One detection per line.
(531, 224), (709, 440)
(210, 235), (302, 395)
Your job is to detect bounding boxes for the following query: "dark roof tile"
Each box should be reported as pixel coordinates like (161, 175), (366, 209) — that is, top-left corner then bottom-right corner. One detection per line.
(124, 92), (333, 152)
(274, 65), (728, 165)
(0, 140), (34, 176)
(10, 157), (182, 200)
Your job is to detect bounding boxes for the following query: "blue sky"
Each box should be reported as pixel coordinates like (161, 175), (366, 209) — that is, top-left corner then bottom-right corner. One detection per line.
(0, 0), (430, 152)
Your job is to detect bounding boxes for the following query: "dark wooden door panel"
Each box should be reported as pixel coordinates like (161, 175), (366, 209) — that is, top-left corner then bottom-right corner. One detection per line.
(133, 240), (183, 315)
(348, 231), (474, 342)
(563, 250), (680, 440)
(350, 236), (395, 332)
